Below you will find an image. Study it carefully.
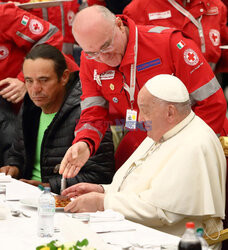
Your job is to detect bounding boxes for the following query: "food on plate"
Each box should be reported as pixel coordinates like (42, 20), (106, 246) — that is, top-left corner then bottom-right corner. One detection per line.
(54, 195), (71, 208)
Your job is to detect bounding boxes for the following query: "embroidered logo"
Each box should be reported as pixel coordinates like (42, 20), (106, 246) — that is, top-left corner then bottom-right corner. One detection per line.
(0, 46), (9, 60)
(136, 58), (161, 71)
(183, 49), (199, 66)
(21, 15), (29, 26)
(67, 11), (75, 26)
(209, 29), (220, 46)
(206, 7), (219, 15)
(177, 40), (185, 50)
(100, 70), (115, 80)
(29, 19), (43, 35)
(148, 10), (171, 20)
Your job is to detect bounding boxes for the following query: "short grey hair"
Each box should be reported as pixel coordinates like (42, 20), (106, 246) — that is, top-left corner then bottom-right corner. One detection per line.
(92, 5), (116, 22)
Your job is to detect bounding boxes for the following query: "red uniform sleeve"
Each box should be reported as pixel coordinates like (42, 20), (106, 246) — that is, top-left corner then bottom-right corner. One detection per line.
(1, 3), (63, 51)
(170, 31), (227, 134)
(73, 52), (109, 155)
(216, 2), (228, 73)
(123, 0), (148, 25)
(87, 0), (106, 7)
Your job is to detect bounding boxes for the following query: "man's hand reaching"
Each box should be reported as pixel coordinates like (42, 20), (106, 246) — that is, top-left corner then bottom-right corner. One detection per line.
(59, 141), (90, 178)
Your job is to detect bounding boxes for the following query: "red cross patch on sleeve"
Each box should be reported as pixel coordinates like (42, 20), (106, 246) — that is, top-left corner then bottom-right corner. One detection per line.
(183, 49), (199, 66)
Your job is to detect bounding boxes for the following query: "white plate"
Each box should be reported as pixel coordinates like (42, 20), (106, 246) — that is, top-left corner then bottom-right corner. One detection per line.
(18, 0), (72, 10)
(20, 197), (64, 210)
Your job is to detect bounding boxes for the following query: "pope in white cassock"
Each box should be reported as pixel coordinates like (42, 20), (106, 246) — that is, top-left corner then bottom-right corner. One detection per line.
(62, 74), (226, 249)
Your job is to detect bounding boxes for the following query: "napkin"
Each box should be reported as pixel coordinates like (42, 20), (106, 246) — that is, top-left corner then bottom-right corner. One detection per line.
(89, 209), (124, 223)
(0, 200), (10, 220)
(0, 173), (11, 183)
(57, 214), (112, 250)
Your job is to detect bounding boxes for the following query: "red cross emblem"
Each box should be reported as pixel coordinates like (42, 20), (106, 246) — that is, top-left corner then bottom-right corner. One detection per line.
(0, 46), (9, 60)
(187, 52), (196, 62)
(67, 11), (75, 26)
(33, 23), (39, 30)
(184, 49), (199, 66)
(29, 19), (43, 35)
(209, 29), (220, 46)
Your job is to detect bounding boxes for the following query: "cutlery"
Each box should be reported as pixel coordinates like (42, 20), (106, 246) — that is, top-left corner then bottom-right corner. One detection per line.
(11, 209), (31, 218)
(53, 164), (66, 193)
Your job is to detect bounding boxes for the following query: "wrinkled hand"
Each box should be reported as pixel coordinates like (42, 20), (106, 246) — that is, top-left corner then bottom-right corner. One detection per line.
(61, 183), (104, 198)
(59, 142), (90, 178)
(64, 192), (104, 213)
(19, 179), (50, 188)
(0, 78), (26, 103)
(0, 166), (19, 178)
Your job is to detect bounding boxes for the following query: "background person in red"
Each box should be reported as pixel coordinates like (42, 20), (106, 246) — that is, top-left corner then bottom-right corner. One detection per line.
(2, 0), (80, 60)
(87, 0), (131, 14)
(123, 0), (228, 74)
(59, 5), (228, 179)
(0, 3), (63, 166)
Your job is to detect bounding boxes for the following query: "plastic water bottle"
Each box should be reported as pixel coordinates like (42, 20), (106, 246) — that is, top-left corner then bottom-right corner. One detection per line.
(196, 228), (209, 250)
(37, 187), (55, 237)
(178, 222), (202, 250)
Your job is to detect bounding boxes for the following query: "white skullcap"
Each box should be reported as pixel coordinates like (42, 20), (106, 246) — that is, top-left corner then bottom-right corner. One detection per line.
(145, 74), (189, 103)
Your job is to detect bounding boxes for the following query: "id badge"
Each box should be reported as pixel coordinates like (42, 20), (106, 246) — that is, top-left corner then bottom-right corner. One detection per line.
(125, 109), (137, 130)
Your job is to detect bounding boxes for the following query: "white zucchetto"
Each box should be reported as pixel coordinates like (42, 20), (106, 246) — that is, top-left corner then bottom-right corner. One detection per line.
(145, 74), (189, 103)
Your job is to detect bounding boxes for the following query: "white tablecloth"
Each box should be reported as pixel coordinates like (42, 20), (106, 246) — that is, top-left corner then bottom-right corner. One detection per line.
(0, 179), (180, 250)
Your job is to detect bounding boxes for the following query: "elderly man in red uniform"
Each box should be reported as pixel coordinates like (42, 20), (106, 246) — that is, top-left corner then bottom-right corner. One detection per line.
(59, 5), (228, 178)
(123, 0), (228, 74)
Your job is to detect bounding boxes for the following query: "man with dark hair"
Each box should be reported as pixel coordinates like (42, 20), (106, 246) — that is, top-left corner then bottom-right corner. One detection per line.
(0, 44), (115, 194)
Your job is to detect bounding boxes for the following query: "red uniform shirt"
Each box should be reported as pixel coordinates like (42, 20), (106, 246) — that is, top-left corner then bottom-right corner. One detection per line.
(123, 0), (228, 73)
(74, 15), (228, 155)
(14, 0), (80, 56)
(0, 3), (63, 80)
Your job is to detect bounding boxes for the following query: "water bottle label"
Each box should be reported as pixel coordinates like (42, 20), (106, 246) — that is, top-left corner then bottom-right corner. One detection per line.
(39, 205), (55, 215)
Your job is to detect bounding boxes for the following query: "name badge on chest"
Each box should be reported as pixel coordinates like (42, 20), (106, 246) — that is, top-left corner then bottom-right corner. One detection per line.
(125, 109), (137, 130)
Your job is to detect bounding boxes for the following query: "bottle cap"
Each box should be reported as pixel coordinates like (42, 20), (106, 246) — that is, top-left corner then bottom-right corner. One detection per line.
(44, 187), (51, 191)
(196, 228), (204, 236)
(186, 222), (195, 229)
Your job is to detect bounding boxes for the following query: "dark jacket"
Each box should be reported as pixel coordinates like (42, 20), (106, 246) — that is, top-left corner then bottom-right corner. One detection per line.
(5, 72), (115, 194)
(0, 97), (16, 166)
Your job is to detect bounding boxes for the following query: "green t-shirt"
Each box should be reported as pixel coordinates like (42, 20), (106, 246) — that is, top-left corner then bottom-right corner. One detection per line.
(31, 112), (56, 182)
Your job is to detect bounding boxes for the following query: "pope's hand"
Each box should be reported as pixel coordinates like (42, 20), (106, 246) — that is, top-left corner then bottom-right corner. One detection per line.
(64, 192), (104, 213)
(59, 141), (90, 178)
(0, 78), (26, 103)
(61, 183), (104, 198)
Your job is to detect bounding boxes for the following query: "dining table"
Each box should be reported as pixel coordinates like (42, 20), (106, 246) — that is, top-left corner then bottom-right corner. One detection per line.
(0, 176), (180, 250)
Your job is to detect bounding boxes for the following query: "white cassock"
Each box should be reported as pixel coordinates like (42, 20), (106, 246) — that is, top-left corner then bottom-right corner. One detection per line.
(103, 111), (226, 249)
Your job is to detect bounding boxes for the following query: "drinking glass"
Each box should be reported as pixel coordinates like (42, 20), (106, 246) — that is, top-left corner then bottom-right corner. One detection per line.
(0, 185), (6, 202)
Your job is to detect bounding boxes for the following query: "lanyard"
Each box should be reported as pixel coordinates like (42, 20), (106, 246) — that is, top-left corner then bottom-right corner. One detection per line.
(168, 0), (206, 53)
(124, 27), (138, 110)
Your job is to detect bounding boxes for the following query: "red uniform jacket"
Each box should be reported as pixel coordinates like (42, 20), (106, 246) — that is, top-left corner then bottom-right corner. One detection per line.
(74, 15), (228, 155)
(0, 3), (63, 80)
(13, 0), (80, 57)
(123, 0), (228, 73)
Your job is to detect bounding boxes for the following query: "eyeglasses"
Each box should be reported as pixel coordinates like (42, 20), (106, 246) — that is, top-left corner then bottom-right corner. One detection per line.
(85, 23), (116, 60)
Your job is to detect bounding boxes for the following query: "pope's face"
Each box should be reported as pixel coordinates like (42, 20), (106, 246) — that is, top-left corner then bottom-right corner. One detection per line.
(23, 58), (66, 114)
(138, 88), (167, 142)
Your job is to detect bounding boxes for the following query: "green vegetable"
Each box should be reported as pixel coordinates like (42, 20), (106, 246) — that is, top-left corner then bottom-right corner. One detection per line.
(36, 238), (95, 250)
